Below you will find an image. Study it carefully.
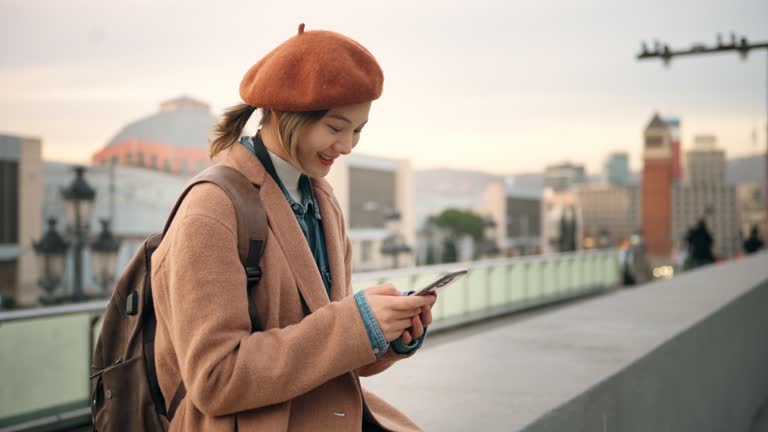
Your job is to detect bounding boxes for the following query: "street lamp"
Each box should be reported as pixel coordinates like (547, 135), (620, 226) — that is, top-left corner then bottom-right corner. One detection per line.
(33, 218), (69, 304)
(91, 219), (121, 294)
(380, 209), (412, 269)
(60, 166), (96, 302)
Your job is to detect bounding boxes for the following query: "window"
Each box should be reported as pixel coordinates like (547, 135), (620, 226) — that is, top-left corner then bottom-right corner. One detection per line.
(125, 152), (133, 164)
(150, 154), (158, 169)
(196, 160), (205, 172)
(0, 160), (19, 243)
(137, 151), (146, 167)
(164, 158), (172, 172)
(180, 160), (188, 175)
(0, 261), (17, 300)
(645, 136), (663, 148)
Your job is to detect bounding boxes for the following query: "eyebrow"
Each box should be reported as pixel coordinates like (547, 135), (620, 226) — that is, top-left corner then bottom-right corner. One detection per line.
(328, 113), (368, 127)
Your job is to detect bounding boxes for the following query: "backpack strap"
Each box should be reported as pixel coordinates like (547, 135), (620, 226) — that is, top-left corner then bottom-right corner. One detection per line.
(149, 164), (268, 421)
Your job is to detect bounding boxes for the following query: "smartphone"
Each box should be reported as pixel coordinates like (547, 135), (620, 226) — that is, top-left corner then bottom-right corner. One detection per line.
(410, 269), (468, 296)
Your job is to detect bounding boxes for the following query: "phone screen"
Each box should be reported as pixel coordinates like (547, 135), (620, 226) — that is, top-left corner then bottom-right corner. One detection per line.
(411, 269), (468, 296)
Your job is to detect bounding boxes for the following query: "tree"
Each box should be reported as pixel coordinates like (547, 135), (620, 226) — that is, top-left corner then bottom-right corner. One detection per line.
(431, 209), (486, 242)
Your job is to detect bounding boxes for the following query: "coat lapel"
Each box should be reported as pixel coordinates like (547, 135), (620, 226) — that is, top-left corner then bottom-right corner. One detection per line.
(313, 178), (346, 302)
(219, 143), (330, 313)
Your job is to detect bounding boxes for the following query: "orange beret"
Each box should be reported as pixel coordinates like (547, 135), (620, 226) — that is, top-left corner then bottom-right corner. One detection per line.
(239, 24), (384, 112)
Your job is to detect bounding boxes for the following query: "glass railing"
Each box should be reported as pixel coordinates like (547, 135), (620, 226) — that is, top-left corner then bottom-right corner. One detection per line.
(0, 250), (618, 431)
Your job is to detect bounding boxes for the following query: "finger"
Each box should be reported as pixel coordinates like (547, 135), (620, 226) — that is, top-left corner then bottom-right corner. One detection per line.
(410, 315), (424, 339)
(400, 330), (413, 345)
(428, 291), (438, 304)
(421, 305), (432, 326)
(391, 309), (422, 320)
(391, 296), (433, 310)
(369, 283), (400, 296)
(393, 318), (414, 330)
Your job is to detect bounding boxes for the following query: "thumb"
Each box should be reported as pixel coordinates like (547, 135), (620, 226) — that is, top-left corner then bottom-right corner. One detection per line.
(367, 283), (401, 296)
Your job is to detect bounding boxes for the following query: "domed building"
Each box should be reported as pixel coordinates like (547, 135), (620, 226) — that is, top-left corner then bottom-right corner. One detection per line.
(91, 96), (216, 175)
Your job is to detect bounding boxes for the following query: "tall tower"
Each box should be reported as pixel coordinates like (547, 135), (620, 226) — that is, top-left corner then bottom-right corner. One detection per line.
(642, 113), (674, 260)
(663, 117), (682, 182)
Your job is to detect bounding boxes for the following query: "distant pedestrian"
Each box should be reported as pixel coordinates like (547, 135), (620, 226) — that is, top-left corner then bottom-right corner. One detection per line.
(743, 225), (764, 255)
(619, 233), (653, 286)
(685, 218), (715, 269)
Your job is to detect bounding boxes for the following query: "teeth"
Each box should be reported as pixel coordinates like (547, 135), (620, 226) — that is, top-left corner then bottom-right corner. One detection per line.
(320, 155), (333, 161)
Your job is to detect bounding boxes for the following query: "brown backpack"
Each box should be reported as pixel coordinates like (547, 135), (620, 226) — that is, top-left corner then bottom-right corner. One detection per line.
(90, 165), (268, 431)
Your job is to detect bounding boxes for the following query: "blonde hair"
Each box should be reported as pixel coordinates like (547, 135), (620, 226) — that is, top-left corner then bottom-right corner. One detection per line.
(210, 104), (327, 173)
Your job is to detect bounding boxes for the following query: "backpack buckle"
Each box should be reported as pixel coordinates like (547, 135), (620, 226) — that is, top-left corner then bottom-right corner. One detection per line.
(245, 266), (262, 284)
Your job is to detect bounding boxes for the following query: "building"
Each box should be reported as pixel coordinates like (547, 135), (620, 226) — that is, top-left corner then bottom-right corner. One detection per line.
(325, 153), (414, 271)
(544, 162), (587, 191)
(0, 134), (43, 308)
(91, 96), (216, 176)
(687, 135), (726, 186)
(504, 185), (542, 255)
(603, 152), (630, 186)
(671, 136), (739, 259)
(736, 182), (766, 238)
(577, 184), (641, 249)
(641, 116), (742, 263)
(663, 117), (683, 182)
(642, 113), (675, 261)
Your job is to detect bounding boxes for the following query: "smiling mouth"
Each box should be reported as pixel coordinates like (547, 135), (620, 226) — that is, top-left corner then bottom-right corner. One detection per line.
(319, 154), (336, 166)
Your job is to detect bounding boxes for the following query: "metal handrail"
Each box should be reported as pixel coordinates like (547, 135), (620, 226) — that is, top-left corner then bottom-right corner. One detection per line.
(352, 249), (616, 282)
(0, 250), (618, 324)
(0, 300), (109, 324)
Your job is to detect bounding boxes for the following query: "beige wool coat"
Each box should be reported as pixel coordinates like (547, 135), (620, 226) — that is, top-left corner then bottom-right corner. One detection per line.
(150, 142), (422, 431)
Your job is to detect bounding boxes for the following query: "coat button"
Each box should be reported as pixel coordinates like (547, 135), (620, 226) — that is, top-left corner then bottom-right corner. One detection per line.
(373, 348), (380, 354)
(105, 389), (112, 400)
(292, 203), (301, 211)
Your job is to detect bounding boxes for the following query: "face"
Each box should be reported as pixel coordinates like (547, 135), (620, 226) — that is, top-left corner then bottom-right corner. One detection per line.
(296, 101), (372, 178)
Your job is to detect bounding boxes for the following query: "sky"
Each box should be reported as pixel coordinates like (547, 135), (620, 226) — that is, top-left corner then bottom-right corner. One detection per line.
(1, 0), (767, 175)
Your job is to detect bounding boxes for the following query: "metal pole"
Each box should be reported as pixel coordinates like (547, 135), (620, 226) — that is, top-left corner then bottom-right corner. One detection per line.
(73, 200), (84, 302)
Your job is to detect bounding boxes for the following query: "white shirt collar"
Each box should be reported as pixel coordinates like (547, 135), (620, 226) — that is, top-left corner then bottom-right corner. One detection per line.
(266, 149), (302, 201)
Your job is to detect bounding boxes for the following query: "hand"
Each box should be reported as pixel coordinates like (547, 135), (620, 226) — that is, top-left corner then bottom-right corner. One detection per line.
(399, 292), (437, 345)
(364, 284), (435, 342)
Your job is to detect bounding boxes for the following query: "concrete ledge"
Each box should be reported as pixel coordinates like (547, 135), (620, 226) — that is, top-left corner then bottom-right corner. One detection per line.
(362, 252), (768, 431)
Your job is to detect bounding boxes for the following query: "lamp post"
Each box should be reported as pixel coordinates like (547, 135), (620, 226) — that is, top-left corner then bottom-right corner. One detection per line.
(33, 218), (69, 304)
(33, 165), (120, 304)
(60, 166), (96, 302)
(380, 209), (412, 269)
(91, 219), (121, 294)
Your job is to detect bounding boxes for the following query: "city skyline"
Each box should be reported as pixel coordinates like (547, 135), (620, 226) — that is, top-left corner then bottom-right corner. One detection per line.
(1, 0), (767, 175)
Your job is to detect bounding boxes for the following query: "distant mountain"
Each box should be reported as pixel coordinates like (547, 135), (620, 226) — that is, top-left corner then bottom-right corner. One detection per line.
(507, 172), (544, 189)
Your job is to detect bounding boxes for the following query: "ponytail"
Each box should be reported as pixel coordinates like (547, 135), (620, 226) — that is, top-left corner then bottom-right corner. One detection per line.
(209, 103), (256, 158)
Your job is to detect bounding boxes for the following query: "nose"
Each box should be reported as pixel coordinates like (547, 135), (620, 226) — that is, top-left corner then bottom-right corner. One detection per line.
(333, 134), (354, 155)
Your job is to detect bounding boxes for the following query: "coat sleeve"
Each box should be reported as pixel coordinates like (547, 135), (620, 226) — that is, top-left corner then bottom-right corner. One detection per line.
(155, 184), (376, 417)
(340, 232), (416, 378)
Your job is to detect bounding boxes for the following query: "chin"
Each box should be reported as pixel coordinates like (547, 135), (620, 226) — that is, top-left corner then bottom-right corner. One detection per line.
(307, 166), (331, 178)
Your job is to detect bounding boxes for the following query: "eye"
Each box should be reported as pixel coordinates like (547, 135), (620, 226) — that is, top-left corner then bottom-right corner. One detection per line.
(327, 124), (341, 133)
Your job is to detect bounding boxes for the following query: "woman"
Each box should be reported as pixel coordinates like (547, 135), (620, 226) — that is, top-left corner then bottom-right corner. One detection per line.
(150, 24), (436, 431)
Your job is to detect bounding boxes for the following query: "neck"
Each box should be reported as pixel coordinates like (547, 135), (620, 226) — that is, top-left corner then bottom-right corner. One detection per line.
(259, 124), (294, 167)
